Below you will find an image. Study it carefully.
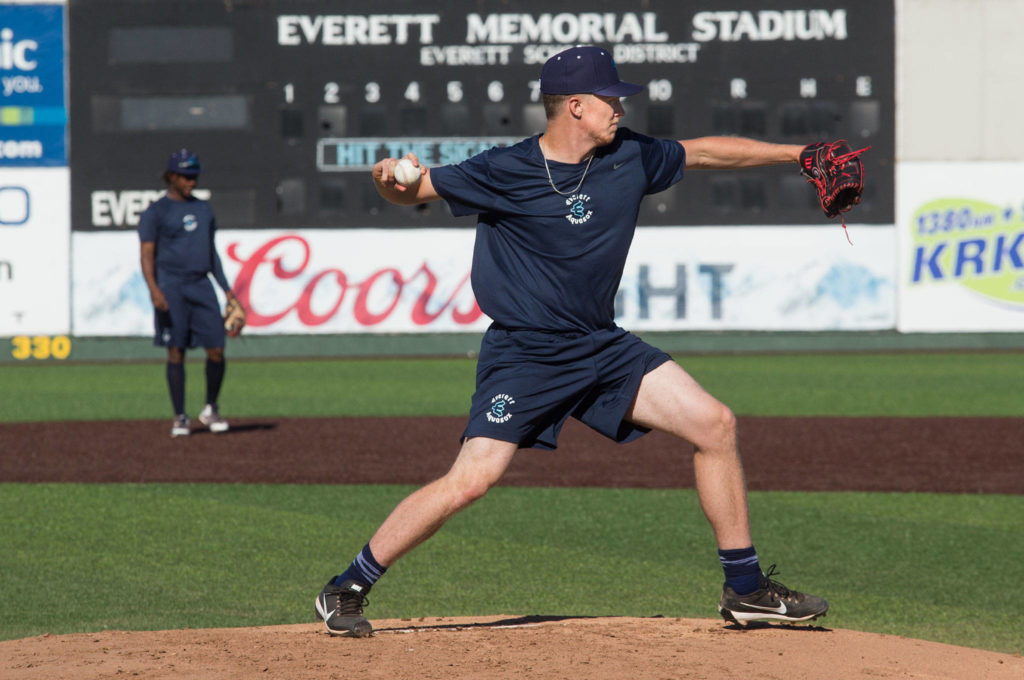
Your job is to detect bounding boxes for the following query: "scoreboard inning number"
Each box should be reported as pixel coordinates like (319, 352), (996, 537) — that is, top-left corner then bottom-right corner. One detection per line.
(285, 80), (540, 105)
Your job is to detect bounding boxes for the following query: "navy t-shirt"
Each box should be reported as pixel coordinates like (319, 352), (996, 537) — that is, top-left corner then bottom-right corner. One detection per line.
(138, 195), (229, 290)
(430, 127), (686, 332)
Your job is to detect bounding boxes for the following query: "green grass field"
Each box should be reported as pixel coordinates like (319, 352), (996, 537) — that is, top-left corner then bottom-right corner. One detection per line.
(4, 352), (1023, 420)
(1, 352), (1022, 653)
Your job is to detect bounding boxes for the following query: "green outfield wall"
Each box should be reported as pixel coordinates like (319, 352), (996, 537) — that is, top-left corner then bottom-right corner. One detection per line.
(4, 331), (1024, 364)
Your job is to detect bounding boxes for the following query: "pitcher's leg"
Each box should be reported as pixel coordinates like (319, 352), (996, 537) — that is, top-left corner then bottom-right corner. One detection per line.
(369, 436), (519, 565)
(316, 437), (518, 636)
(625, 359), (828, 625)
(624, 360), (750, 549)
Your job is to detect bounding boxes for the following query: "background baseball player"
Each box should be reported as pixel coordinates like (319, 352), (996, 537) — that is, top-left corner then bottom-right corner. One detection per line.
(139, 149), (239, 437)
(315, 46), (858, 636)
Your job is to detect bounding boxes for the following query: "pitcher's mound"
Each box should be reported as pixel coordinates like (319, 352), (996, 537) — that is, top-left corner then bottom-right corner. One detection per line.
(4, 616), (1022, 680)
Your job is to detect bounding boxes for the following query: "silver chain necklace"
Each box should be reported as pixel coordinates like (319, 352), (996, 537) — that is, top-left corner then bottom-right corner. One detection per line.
(539, 137), (594, 196)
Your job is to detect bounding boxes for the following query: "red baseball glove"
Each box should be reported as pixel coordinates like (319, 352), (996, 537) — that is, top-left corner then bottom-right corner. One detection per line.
(800, 140), (870, 243)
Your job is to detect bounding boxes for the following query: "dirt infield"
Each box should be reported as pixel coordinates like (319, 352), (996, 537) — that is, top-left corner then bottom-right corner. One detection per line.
(2, 415), (1023, 679)
(4, 415), (1022, 493)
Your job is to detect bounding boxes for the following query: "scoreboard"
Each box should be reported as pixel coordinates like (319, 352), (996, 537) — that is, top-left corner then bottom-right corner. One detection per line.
(69, 0), (894, 231)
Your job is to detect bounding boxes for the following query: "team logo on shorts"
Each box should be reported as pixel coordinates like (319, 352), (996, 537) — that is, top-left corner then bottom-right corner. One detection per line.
(486, 393), (515, 424)
(565, 193), (593, 225)
(183, 214), (198, 232)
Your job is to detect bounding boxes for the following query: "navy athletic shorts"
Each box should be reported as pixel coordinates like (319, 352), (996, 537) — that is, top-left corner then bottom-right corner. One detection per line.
(153, 275), (225, 349)
(462, 324), (673, 450)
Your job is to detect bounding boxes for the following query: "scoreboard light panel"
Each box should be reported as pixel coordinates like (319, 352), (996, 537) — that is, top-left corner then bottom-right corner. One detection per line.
(69, 0), (894, 230)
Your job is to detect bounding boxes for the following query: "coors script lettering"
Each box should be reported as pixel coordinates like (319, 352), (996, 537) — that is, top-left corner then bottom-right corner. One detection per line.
(226, 234), (482, 328)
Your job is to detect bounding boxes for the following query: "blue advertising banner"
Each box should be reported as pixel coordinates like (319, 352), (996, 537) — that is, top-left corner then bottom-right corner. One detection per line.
(0, 3), (66, 166)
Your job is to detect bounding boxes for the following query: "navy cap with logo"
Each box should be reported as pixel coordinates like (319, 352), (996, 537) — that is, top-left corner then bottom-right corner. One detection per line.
(540, 46), (643, 97)
(166, 148), (201, 177)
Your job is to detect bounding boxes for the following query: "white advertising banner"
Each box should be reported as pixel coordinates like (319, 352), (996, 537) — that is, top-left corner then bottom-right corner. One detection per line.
(0, 168), (70, 335)
(72, 225), (894, 336)
(72, 229), (486, 336)
(898, 163), (1024, 332)
(622, 225), (895, 331)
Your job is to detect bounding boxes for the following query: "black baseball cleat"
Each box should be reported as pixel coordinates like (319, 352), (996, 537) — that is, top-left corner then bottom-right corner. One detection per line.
(718, 564), (828, 626)
(315, 578), (373, 637)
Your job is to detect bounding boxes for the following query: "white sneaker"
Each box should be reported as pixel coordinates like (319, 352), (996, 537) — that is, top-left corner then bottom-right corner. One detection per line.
(171, 415), (191, 437)
(198, 404), (229, 433)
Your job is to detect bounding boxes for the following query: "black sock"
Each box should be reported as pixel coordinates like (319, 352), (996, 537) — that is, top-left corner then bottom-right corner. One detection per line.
(205, 358), (225, 406)
(166, 362), (185, 415)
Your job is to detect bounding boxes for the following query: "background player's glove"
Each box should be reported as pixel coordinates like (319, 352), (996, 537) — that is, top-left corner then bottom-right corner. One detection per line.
(223, 298), (246, 338)
(800, 140), (870, 242)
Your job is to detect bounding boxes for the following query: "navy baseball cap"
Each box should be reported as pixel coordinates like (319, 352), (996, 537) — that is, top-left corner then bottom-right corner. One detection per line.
(540, 46), (643, 97)
(166, 148), (201, 177)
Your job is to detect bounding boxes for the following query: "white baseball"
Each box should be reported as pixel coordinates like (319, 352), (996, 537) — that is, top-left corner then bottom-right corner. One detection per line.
(393, 158), (421, 186)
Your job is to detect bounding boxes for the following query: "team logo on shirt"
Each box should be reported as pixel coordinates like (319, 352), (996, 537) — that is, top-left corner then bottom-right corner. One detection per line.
(565, 193), (593, 225)
(486, 393), (515, 423)
(183, 214), (198, 232)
